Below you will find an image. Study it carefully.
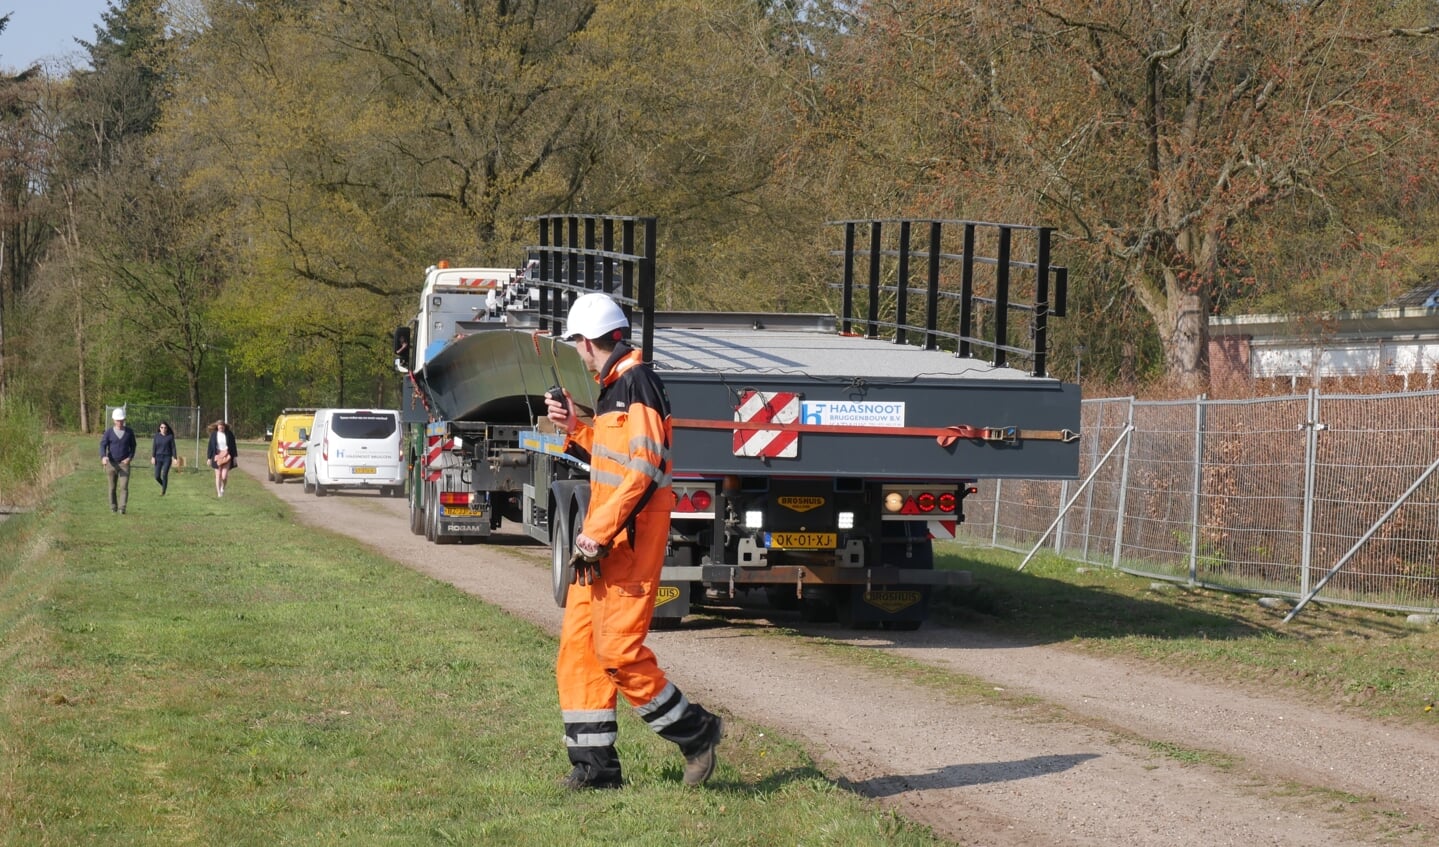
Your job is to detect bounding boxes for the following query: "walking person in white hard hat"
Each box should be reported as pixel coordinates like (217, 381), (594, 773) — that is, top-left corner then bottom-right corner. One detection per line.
(544, 291), (723, 790)
(100, 407), (137, 514)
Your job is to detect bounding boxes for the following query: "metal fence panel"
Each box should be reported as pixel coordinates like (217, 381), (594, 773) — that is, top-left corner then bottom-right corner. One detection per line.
(957, 389), (1439, 616)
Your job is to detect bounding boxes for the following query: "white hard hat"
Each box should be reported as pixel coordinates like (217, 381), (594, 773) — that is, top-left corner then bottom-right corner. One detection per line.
(112, 407), (126, 421)
(565, 292), (629, 340)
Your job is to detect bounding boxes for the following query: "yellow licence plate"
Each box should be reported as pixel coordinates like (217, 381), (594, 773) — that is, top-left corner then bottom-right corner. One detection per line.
(769, 532), (837, 550)
(353, 466), (376, 474)
(443, 507), (482, 517)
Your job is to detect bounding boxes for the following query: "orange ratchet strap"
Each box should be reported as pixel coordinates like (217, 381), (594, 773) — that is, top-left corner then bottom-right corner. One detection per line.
(670, 418), (1079, 446)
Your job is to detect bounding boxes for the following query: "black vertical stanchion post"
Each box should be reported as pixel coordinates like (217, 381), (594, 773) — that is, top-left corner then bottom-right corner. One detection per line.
(994, 226), (1011, 370)
(639, 218), (657, 363)
(866, 221), (882, 339)
(841, 222), (856, 335)
(925, 220), (941, 351)
(1034, 227), (1053, 378)
(895, 220), (911, 346)
(958, 223), (976, 358)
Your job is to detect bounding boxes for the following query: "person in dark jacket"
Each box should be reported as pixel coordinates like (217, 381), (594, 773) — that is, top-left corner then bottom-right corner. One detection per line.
(206, 420), (238, 497)
(100, 407), (137, 514)
(150, 421), (177, 496)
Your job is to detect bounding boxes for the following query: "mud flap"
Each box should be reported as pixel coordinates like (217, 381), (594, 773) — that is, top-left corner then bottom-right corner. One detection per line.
(843, 519), (934, 628)
(651, 581), (690, 626)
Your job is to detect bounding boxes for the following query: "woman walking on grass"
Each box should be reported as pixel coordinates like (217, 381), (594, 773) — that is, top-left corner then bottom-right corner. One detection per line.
(206, 420), (237, 497)
(150, 421), (176, 496)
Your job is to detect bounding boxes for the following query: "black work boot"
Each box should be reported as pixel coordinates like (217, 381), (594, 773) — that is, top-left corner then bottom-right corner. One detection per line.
(559, 763), (623, 791)
(682, 715), (723, 787)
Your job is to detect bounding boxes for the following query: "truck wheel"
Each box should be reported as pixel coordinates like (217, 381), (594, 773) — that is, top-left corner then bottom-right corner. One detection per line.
(550, 504), (579, 608)
(409, 488), (424, 535)
(424, 484), (437, 542)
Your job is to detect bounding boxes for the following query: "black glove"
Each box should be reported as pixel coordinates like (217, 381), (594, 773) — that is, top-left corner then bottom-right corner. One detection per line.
(569, 543), (608, 586)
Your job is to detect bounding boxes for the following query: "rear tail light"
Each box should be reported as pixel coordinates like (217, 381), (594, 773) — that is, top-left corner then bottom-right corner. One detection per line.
(882, 486), (965, 515)
(673, 485), (717, 514)
(439, 492), (469, 506)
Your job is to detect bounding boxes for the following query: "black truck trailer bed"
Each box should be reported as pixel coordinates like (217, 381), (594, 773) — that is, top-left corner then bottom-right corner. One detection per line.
(644, 312), (1079, 480)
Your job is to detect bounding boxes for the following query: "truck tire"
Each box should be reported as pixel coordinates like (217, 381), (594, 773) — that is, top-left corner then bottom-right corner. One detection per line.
(550, 503), (579, 608)
(423, 483), (437, 542)
(409, 488), (425, 535)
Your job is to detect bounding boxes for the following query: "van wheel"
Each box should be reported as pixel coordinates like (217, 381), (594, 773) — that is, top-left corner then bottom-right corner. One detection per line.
(303, 478), (314, 494)
(315, 483), (328, 497)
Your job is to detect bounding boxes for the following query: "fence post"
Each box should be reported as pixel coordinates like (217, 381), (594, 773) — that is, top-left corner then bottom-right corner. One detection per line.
(1187, 396), (1205, 585)
(1299, 388), (1320, 599)
(991, 478), (1002, 547)
(1055, 478), (1069, 553)
(1110, 400), (1136, 570)
(1081, 403), (1101, 562)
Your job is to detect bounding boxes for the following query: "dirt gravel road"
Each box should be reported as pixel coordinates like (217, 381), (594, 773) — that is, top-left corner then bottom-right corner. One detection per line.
(246, 465), (1439, 847)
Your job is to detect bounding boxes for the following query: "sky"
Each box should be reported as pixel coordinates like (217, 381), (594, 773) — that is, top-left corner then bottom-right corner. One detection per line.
(2, 0), (114, 72)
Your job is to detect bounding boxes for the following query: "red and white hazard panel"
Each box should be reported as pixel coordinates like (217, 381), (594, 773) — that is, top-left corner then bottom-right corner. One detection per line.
(424, 434), (453, 481)
(278, 440), (306, 469)
(927, 520), (957, 540)
(733, 391), (800, 458)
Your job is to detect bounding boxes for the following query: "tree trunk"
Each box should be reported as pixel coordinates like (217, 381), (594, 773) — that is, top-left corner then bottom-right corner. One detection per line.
(1162, 291), (1208, 392)
(75, 289), (88, 433)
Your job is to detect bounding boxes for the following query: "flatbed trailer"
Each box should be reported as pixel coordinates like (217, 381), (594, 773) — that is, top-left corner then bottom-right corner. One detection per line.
(508, 214), (1080, 628)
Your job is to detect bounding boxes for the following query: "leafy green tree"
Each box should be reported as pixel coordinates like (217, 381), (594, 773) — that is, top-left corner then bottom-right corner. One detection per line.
(40, 0), (220, 426)
(0, 12), (49, 400)
(155, 0), (812, 404)
(791, 0), (1439, 389)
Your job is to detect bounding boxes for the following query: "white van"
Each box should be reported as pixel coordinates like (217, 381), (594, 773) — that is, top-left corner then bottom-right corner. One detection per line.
(303, 408), (405, 497)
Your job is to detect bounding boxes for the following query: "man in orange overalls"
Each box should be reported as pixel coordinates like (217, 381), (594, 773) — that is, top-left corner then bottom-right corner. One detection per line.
(545, 292), (723, 790)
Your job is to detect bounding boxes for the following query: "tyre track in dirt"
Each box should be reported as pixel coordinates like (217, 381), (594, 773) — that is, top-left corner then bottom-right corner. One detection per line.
(247, 465), (1439, 847)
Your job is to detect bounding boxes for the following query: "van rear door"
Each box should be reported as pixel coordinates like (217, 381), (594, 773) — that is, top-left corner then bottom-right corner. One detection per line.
(324, 411), (402, 484)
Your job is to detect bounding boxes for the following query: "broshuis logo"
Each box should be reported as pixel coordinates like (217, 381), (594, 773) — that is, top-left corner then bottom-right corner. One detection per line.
(863, 590), (922, 613)
(778, 496), (825, 513)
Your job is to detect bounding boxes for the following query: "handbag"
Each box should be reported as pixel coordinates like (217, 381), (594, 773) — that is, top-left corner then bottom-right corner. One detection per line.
(214, 450), (231, 468)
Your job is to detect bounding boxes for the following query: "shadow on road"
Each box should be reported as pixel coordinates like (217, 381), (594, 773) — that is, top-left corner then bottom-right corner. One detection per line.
(839, 753), (1101, 796)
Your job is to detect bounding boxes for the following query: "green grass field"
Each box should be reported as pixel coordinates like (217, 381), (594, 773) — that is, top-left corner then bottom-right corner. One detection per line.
(1, 438), (945, 846)
(6, 434), (1438, 845)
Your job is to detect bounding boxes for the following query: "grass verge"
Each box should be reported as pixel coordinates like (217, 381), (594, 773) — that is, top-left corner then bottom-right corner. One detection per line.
(931, 544), (1439, 722)
(0, 436), (948, 847)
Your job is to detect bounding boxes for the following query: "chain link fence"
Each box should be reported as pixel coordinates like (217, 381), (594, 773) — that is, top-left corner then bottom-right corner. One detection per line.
(104, 405), (204, 468)
(958, 390), (1439, 617)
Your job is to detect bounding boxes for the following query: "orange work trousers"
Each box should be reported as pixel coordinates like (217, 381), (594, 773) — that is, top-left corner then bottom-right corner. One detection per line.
(556, 508), (711, 780)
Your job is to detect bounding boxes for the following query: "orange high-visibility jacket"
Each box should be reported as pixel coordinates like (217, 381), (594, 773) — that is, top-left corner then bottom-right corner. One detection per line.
(564, 343), (676, 547)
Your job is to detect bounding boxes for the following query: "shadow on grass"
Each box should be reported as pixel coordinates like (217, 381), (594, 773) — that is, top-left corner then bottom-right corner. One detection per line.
(922, 555), (1274, 644)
